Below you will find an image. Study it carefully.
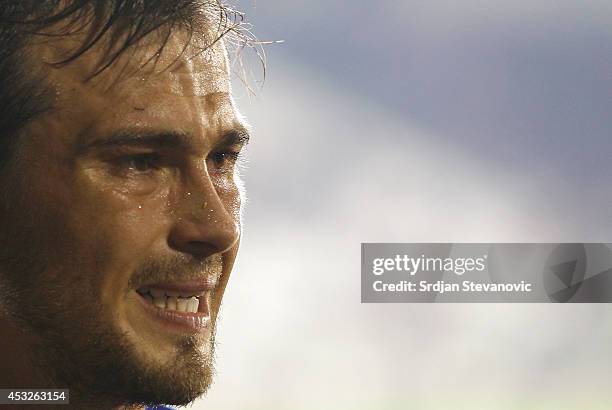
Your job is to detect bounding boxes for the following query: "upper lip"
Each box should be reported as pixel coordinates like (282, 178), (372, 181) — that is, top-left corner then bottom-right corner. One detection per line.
(137, 278), (218, 294)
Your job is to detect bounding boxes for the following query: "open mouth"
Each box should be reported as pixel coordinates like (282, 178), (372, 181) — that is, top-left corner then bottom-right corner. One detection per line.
(134, 281), (215, 333)
(136, 288), (206, 314)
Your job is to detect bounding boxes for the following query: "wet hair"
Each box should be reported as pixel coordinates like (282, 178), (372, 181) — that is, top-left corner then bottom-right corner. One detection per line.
(0, 0), (252, 168)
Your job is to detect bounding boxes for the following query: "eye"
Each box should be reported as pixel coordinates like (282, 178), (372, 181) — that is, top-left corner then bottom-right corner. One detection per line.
(207, 150), (241, 173)
(117, 153), (162, 173)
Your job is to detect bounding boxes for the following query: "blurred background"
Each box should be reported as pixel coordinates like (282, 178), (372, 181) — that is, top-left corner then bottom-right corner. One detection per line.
(196, 1), (612, 409)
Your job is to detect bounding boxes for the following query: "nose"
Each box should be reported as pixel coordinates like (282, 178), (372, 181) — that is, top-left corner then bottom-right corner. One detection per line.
(168, 172), (240, 258)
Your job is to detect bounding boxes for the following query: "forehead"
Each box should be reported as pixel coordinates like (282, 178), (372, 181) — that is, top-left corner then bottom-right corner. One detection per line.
(42, 28), (231, 98)
(31, 29), (237, 147)
(112, 32), (232, 100)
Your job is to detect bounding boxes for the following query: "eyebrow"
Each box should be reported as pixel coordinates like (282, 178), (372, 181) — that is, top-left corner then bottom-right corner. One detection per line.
(80, 127), (250, 153)
(215, 128), (251, 149)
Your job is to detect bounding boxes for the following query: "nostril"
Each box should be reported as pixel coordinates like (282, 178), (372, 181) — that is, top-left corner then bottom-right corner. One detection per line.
(167, 235), (217, 257)
(167, 217), (239, 257)
(185, 241), (218, 256)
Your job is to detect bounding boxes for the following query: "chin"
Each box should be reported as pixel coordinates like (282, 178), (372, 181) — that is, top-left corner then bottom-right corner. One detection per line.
(112, 325), (218, 406)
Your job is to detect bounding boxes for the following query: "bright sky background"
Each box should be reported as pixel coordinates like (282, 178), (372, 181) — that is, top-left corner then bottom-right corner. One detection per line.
(194, 1), (612, 408)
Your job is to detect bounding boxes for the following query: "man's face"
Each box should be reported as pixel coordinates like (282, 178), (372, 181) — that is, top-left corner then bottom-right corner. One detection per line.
(0, 29), (245, 406)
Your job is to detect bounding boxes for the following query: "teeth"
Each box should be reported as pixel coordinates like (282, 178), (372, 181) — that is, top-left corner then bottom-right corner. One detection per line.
(176, 297), (188, 312)
(188, 297), (199, 313)
(148, 294), (199, 313)
(166, 296), (177, 311)
(143, 288), (204, 298)
(153, 297), (166, 309)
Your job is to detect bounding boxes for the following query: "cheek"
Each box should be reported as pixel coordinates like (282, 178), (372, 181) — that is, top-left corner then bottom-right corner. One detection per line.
(59, 190), (175, 311)
(213, 175), (242, 224)
(209, 179), (241, 316)
(71, 186), (171, 266)
(22, 170), (175, 300)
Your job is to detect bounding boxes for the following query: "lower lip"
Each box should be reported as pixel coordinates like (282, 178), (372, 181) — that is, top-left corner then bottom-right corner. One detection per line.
(135, 292), (211, 334)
